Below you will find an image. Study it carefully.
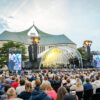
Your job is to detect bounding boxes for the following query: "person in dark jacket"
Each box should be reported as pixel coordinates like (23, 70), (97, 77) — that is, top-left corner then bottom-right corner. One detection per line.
(29, 90), (52, 100)
(34, 79), (41, 91)
(63, 93), (78, 100)
(29, 82), (52, 100)
(18, 82), (33, 100)
(53, 75), (61, 92)
(83, 78), (93, 91)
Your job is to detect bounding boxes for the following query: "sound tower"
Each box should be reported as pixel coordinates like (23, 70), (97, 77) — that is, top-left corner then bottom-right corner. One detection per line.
(28, 45), (33, 62)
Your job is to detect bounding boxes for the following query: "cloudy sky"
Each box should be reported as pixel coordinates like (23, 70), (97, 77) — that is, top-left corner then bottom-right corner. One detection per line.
(0, 0), (100, 51)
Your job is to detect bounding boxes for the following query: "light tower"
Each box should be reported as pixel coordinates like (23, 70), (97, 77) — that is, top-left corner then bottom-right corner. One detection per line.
(83, 40), (92, 61)
(28, 25), (40, 62)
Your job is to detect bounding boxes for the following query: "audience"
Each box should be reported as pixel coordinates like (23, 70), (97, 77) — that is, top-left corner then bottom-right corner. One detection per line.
(0, 69), (100, 100)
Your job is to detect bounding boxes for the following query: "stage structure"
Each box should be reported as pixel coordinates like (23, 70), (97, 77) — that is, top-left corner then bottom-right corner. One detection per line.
(27, 25), (40, 68)
(0, 24), (83, 69)
(83, 40), (92, 67)
(38, 46), (83, 68)
(84, 40), (92, 61)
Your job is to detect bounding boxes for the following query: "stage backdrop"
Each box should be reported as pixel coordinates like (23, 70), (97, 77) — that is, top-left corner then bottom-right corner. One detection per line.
(93, 55), (100, 67)
(9, 53), (22, 70)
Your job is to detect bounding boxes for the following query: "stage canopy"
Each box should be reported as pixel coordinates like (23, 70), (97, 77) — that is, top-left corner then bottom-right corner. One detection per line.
(38, 46), (83, 68)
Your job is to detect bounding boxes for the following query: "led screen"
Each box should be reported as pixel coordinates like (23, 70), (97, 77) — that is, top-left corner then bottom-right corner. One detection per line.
(93, 55), (100, 67)
(9, 53), (22, 70)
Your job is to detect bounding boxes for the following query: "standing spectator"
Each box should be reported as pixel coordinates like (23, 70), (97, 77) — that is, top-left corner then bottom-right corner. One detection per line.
(73, 64), (76, 72)
(92, 76), (100, 93)
(40, 82), (57, 100)
(34, 79), (41, 91)
(83, 78), (93, 100)
(29, 83), (52, 100)
(56, 86), (67, 100)
(70, 76), (76, 85)
(16, 79), (25, 95)
(18, 82), (33, 100)
(42, 76), (49, 84)
(0, 76), (5, 91)
(80, 74), (84, 83)
(70, 78), (83, 92)
(12, 78), (19, 89)
(84, 78), (93, 91)
(63, 78), (71, 93)
(0, 84), (11, 100)
(7, 88), (23, 100)
(53, 75), (61, 92)
(63, 93), (78, 100)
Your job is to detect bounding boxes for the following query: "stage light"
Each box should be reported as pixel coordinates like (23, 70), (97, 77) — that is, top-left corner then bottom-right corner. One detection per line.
(83, 40), (92, 62)
(84, 40), (92, 46)
(43, 48), (61, 65)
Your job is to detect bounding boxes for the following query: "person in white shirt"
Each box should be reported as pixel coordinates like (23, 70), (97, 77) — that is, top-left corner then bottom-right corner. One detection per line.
(92, 76), (100, 94)
(16, 79), (25, 95)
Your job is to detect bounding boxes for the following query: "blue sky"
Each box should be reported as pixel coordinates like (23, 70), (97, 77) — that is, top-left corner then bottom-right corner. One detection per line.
(0, 0), (100, 51)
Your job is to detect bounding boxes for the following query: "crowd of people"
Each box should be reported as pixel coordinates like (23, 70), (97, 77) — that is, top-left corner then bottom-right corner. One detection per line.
(0, 69), (100, 100)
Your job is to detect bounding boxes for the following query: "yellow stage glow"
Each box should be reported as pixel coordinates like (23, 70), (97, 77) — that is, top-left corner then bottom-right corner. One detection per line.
(43, 48), (61, 65)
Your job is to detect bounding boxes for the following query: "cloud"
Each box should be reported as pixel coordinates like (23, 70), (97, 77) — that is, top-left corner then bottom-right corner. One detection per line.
(0, 0), (100, 51)
(8, 16), (14, 19)
(0, 17), (9, 33)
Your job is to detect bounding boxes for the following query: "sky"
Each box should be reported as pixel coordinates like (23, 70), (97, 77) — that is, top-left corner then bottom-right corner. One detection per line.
(0, 0), (100, 51)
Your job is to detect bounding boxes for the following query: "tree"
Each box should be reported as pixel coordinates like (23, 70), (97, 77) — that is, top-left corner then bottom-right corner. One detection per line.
(77, 47), (87, 59)
(0, 41), (27, 68)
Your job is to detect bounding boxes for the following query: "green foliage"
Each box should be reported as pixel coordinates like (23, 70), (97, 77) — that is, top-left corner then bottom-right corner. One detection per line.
(0, 41), (27, 68)
(77, 47), (87, 59)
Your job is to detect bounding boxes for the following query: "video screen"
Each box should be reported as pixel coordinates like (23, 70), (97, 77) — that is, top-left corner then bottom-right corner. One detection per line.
(93, 55), (100, 67)
(9, 53), (22, 70)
